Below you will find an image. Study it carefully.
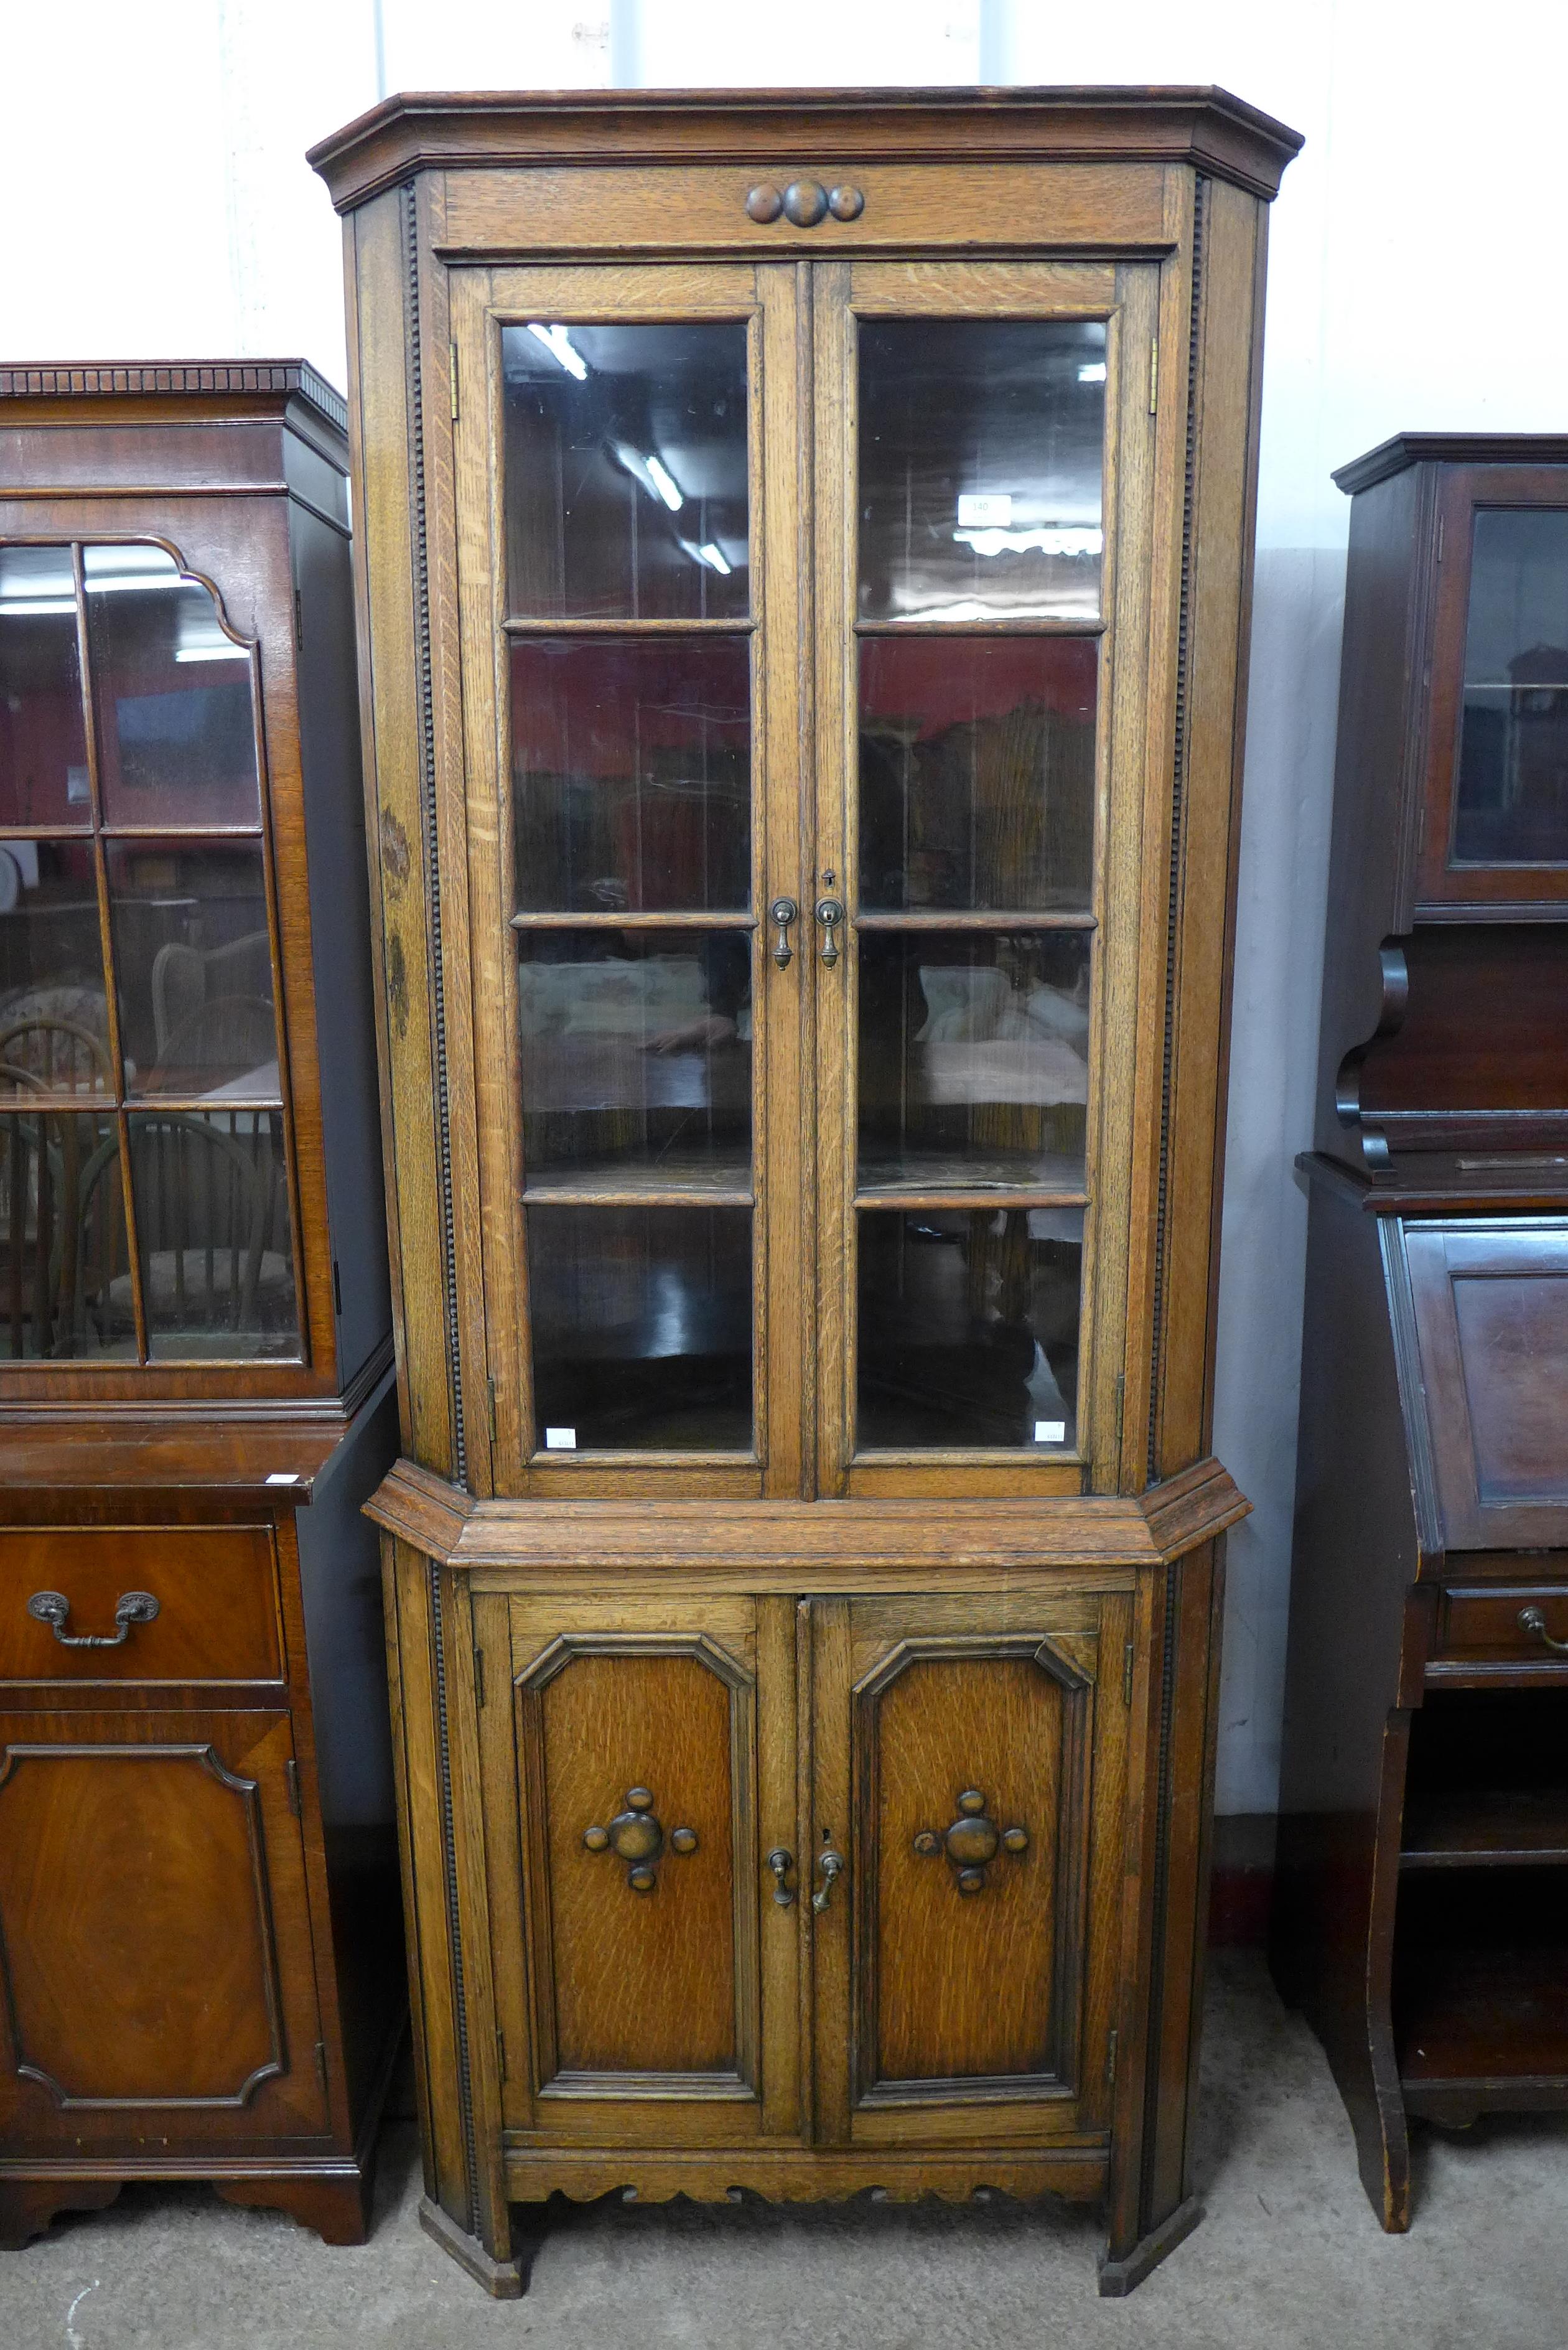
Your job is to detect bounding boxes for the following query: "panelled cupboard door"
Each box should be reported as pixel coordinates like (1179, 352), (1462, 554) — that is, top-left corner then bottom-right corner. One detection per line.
(455, 256), (1161, 1505)
(0, 1709), (328, 2147)
(809, 1588), (1132, 2146)
(488, 1591), (798, 2141)
(452, 263), (810, 1500)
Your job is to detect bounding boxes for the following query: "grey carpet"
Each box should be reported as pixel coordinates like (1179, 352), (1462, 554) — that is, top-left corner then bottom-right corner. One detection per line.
(3, 1954), (1565, 2349)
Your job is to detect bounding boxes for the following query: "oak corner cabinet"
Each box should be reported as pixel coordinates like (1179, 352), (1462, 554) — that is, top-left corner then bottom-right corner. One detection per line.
(0, 366), (403, 2250)
(1274, 435), (1568, 2230)
(311, 85), (1299, 2296)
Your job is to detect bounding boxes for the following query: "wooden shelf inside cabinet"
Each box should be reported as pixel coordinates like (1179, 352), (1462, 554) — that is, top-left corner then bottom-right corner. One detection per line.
(317, 82), (1297, 2302)
(1398, 1945), (1568, 2087)
(1401, 1791), (1568, 1870)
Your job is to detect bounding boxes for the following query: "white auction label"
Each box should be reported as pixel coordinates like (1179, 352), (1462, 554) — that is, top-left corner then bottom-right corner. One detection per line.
(544, 1427), (577, 1450)
(1034, 1421), (1066, 1444)
(957, 492), (1013, 527)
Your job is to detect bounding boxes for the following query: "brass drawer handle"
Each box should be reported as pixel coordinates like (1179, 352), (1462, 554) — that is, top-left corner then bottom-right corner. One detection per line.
(1518, 1606), (1568, 1655)
(766, 1846), (796, 1907)
(812, 1847), (845, 1913)
(768, 896), (798, 970)
(582, 1786), (698, 1893)
(27, 1589), (160, 1649)
(814, 897), (844, 967)
(913, 1787), (1030, 1894)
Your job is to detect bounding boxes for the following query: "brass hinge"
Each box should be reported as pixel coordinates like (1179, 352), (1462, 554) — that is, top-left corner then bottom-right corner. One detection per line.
(450, 342), (459, 421)
(1149, 337), (1159, 415)
(1106, 2026), (1119, 2092)
(1113, 1370), (1125, 1469)
(495, 2025), (508, 2083)
(1122, 1641), (1135, 1707)
(314, 2039), (329, 2098)
(284, 1757), (302, 1818)
(475, 1646), (487, 1710)
(292, 587), (304, 651)
(487, 1374), (498, 1444)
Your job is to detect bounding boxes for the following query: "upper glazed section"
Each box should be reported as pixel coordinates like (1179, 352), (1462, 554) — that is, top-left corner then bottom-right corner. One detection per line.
(307, 85), (1304, 213)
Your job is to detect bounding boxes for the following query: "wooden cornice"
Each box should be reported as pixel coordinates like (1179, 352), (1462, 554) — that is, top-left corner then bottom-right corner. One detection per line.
(0, 361), (348, 445)
(1334, 433), (1568, 495)
(307, 85), (1303, 213)
(367, 1453), (1248, 1573)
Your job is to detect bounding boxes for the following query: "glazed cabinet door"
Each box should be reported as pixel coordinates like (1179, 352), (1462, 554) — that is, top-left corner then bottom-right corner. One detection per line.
(808, 260), (1164, 1499)
(452, 261), (810, 1499)
(477, 1589), (799, 2142)
(0, 1708), (328, 2147)
(808, 1584), (1132, 2145)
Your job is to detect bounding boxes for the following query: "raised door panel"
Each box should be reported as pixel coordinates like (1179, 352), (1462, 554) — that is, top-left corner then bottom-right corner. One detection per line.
(811, 1585), (1131, 2146)
(501, 1591), (796, 2141)
(0, 1709), (327, 2146)
(1402, 1219), (1568, 1548)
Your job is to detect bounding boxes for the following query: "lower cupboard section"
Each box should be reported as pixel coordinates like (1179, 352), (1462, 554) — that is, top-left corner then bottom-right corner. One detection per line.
(468, 1580), (1134, 2152)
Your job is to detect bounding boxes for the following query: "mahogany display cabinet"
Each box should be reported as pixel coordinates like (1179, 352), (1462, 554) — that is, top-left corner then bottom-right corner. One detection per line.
(1274, 434), (1568, 2228)
(310, 85), (1300, 2295)
(0, 365), (403, 2249)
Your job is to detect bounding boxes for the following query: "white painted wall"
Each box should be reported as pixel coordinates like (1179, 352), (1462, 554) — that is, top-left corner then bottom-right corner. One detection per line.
(9, 0), (1567, 1811)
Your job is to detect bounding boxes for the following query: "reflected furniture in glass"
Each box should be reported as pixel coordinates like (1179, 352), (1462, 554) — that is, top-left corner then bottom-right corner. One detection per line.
(0, 365), (402, 2249)
(312, 87), (1300, 2295)
(1274, 434), (1568, 2229)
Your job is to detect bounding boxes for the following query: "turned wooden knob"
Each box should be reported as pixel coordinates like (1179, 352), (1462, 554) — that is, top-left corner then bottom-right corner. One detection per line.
(783, 180), (828, 227)
(745, 182), (783, 222)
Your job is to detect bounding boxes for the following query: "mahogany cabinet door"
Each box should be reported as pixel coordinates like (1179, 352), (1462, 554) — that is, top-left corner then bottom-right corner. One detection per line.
(490, 1591), (798, 2141)
(0, 1708), (328, 2148)
(808, 1585), (1133, 2146)
(1416, 466), (1568, 912)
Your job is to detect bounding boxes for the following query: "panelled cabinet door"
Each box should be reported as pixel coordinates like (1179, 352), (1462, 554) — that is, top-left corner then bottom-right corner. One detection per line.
(487, 1592), (798, 2140)
(809, 1587), (1132, 2145)
(0, 1710), (327, 2146)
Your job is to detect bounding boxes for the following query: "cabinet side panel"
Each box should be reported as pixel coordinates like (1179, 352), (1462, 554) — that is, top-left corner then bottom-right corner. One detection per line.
(1154, 176), (1267, 1472)
(289, 492), (392, 1392)
(1312, 469), (1427, 1163)
(347, 189), (455, 1472)
(1271, 1184), (1418, 2220)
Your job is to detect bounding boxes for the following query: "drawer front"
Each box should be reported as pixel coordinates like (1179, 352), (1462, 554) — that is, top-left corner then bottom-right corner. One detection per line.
(0, 1527), (282, 1686)
(1432, 1584), (1568, 1673)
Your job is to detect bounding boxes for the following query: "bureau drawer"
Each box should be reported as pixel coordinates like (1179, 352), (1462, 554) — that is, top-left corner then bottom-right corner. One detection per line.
(0, 1527), (282, 1685)
(1430, 1584), (1568, 1675)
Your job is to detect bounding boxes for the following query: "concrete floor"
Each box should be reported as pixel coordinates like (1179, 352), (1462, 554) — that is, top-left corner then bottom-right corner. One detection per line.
(4, 1954), (1566, 2350)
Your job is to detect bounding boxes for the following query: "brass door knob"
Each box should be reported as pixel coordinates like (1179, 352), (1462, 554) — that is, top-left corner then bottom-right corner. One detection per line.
(913, 1789), (1029, 1893)
(767, 1847), (796, 1906)
(769, 896), (798, 970)
(812, 1848), (846, 1913)
(814, 898), (844, 966)
(583, 1786), (698, 1892)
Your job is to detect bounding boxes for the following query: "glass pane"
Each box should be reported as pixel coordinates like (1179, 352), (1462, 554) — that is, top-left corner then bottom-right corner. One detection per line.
(86, 545), (261, 828)
(106, 841), (278, 1099)
(0, 548), (90, 828)
(512, 635), (750, 914)
(858, 932), (1090, 1192)
(858, 320), (1106, 624)
(1456, 508), (1568, 865)
(0, 840), (111, 1100)
(502, 322), (749, 620)
(129, 1108), (297, 1360)
(518, 929), (751, 1192)
(860, 635), (1096, 911)
(527, 1204), (752, 1449)
(0, 1105), (131, 1359)
(857, 1206), (1083, 1450)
